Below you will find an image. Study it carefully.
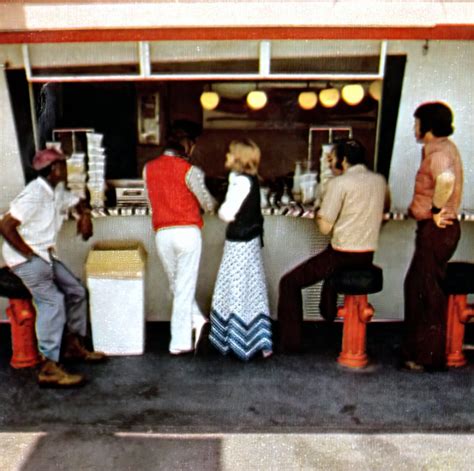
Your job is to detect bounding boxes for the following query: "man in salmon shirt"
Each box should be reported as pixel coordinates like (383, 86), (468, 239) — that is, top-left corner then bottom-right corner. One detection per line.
(144, 121), (216, 355)
(401, 102), (464, 372)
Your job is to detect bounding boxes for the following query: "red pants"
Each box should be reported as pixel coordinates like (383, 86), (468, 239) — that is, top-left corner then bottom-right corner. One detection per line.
(402, 219), (461, 368)
(277, 245), (374, 352)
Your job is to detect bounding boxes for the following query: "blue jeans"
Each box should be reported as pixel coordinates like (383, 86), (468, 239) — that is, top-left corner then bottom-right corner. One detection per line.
(11, 255), (87, 362)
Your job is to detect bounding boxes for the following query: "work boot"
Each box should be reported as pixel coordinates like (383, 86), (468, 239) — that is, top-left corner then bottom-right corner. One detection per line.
(63, 333), (108, 363)
(37, 359), (85, 388)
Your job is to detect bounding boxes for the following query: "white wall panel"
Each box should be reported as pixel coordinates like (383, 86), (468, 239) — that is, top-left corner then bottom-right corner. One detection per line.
(388, 40), (474, 213)
(0, 69), (25, 213)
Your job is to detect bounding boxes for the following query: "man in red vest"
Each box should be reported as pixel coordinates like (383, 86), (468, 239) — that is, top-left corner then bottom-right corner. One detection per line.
(144, 120), (216, 355)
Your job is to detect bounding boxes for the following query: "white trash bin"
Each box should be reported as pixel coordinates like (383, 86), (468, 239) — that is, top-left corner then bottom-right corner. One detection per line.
(86, 241), (146, 355)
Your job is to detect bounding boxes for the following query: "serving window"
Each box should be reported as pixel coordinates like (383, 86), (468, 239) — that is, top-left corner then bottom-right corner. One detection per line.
(5, 41), (405, 191)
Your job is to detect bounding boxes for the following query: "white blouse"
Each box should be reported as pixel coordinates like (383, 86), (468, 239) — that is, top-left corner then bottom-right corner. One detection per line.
(218, 172), (251, 223)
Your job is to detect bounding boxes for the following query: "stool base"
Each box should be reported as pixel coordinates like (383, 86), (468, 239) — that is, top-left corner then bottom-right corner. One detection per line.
(446, 294), (474, 368)
(6, 298), (41, 369)
(337, 352), (369, 369)
(337, 295), (374, 369)
(446, 352), (467, 368)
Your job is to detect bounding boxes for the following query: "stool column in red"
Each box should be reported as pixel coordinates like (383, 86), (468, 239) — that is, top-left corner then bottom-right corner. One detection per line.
(337, 295), (374, 369)
(6, 298), (41, 368)
(446, 294), (474, 368)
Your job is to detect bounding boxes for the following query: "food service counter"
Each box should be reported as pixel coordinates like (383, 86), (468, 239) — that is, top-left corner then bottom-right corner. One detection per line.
(1, 212), (473, 322)
(54, 212), (474, 322)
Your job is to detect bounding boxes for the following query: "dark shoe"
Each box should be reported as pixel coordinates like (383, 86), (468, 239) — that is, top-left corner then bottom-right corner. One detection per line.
(193, 317), (209, 350)
(320, 311), (337, 323)
(63, 333), (108, 363)
(38, 359), (86, 388)
(194, 322), (211, 356)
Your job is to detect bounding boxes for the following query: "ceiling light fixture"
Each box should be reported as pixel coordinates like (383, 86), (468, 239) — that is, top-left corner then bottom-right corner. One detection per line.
(246, 89), (268, 110)
(319, 86), (340, 108)
(200, 90), (220, 110)
(369, 81), (382, 101)
(341, 84), (365, 106)
(298, 90), (318, 110)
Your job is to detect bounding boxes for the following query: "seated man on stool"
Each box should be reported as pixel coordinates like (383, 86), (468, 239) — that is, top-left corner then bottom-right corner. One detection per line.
(0, 148), (106, 388)
(277, 139), (389, 353)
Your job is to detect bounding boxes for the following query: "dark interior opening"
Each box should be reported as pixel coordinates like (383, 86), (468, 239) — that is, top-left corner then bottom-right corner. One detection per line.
(6, 54), (405, 187)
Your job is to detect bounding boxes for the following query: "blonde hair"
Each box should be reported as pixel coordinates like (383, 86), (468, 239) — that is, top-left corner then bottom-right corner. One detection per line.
(226, 138), (261, 175)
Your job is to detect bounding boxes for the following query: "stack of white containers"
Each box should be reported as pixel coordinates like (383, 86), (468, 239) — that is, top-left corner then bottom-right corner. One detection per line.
(86, 133), (106, 207)
(66, 152), (87, 199)
(314, 143), (335, 207)
(300, 170), (318, 204)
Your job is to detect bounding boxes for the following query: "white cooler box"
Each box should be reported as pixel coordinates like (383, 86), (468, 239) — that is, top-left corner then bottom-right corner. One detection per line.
(86, 241), (146, 355)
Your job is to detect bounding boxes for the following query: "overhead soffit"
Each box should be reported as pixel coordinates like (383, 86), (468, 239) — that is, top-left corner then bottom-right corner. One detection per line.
(19, 39), (387, 83)
(26, 40), (382, 67)
(0, 1), (473, 31)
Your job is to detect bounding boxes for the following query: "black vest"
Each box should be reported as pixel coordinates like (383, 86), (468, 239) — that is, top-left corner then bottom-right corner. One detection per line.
(226, 174), (263, 243)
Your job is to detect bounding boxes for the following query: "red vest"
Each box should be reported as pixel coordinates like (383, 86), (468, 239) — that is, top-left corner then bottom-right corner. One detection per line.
(145, 155), (203, 231)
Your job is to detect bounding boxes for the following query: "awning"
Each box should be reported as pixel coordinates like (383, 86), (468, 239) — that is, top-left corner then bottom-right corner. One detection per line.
(0, 1), (473, 43)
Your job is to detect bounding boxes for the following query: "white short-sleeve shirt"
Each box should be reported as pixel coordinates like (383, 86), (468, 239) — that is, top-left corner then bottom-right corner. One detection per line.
(2, 178), (79, 266)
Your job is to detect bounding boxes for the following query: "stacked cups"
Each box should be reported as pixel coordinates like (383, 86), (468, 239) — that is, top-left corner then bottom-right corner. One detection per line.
(66, 152), (87, 199)
(86, 133), (106, 208)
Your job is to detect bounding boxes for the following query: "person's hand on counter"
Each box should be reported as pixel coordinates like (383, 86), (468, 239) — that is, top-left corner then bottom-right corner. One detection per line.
(77, 211), (93, 240)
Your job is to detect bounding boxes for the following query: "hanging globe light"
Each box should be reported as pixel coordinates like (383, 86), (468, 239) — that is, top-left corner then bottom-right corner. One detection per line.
(200, 91), (220, 110)
(341, 84), (365, 106)
(369, 80), (383, 101)
(319, 87), (340, 108)
(298, 91), (318, 110)
(246, 90), (268, 110)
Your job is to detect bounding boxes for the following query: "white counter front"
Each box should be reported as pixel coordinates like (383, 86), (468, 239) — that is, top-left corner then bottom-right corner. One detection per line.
(1, 215), (473, 322)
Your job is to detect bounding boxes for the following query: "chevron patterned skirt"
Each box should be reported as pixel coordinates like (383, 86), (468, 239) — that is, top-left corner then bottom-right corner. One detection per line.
(209, 236), (273, 360)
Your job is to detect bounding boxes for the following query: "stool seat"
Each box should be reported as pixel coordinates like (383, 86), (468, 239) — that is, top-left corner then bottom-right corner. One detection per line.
(330, 265), (383, 295)
(443, 262), (474, 295)
(0, 267), (31, 299)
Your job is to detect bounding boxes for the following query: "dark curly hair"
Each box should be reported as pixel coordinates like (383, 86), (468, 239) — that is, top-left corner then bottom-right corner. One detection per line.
(414, 102), (454, 138)
(164, 120), (203, 154)
(333, 138), (367, 169)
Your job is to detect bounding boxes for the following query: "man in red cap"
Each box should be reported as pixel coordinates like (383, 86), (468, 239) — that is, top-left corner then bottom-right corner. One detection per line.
(0, 148), (106, 388)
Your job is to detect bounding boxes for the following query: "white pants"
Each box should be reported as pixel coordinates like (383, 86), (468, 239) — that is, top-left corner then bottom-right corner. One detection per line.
(155, 226), (206, 351)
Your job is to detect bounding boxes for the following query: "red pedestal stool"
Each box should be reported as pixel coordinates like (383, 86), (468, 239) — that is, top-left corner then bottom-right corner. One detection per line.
(0, 267), (41, 368)
(329, 266), (383, 369)
(443, 262), (474, 368)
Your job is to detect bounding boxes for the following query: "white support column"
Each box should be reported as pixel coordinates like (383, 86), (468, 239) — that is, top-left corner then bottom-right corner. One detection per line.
(0, 66), (26, 214)
(259, 40), (271, 76)
(0, 65), (26, 320)
(138, 41), (151, 78)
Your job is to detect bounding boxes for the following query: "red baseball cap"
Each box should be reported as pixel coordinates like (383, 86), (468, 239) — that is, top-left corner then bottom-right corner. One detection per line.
(32, 148), (66, 171)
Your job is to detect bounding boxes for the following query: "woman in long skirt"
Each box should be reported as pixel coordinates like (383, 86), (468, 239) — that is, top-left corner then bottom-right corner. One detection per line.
(209, 138), (273, 360)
